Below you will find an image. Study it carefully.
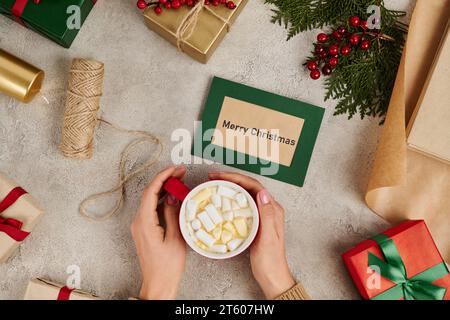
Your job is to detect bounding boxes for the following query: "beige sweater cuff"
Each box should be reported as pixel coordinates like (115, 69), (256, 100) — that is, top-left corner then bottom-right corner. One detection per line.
(276, 282), (310, 300)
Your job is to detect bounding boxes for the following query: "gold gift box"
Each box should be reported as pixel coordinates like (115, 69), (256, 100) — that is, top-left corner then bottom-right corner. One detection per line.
(0, 172), (43, 263)
(143, 0), (248, 64)
(24, 278), (99, 300)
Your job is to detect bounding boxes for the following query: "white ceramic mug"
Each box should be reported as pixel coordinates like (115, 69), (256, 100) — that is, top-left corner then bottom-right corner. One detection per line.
(164, 178), (259, 259)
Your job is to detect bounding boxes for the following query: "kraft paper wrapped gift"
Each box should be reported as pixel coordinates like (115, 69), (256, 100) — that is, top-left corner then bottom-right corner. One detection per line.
(24, 278), (99, 300)
(407, 20), (450, 164)
(0, 172), (43, 263)
(143, 0), (248, 63)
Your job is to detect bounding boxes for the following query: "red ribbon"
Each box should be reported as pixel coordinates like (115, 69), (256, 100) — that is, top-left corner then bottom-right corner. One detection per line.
(11, 0), (28, 19)
(57, 286), (74, 300)
(0, 187), (30, 241)
(11, 0), (97, 19)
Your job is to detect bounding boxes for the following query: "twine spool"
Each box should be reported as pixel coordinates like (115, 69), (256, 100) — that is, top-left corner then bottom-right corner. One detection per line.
(60, 58), (163, 221)
(60, 59), (104, 159)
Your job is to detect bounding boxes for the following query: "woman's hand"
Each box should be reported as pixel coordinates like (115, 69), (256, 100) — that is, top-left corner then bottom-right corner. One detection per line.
(208, 172), (296, 300)
(131, 166), (187, 300)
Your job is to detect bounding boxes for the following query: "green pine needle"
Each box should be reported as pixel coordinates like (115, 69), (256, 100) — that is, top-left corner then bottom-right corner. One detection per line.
(265, 0), (407, 122)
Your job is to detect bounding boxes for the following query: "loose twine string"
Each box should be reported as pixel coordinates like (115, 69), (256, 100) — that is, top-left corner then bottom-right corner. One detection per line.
(175, 0), (232, 51)
(60, 58), (163, 222)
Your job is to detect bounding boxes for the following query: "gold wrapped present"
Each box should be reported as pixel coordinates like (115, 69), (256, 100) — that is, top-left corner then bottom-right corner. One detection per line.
(143, 0), (248, 63)
(0, 172), (43, 263)
(24, 278), (99, 300)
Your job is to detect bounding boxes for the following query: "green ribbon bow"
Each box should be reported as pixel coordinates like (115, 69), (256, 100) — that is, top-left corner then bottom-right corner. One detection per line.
(368, 234), (449, 300)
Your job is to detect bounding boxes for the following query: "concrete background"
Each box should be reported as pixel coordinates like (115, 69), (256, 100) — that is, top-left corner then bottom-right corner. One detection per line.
(0, 0), (414, 299)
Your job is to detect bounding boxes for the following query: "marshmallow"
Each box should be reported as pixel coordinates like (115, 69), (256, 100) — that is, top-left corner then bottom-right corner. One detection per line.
(210, 244), (227, 253)
(227, 239), (243, 251)
(233, 218), (248, 238)
(222, 211), (234, 222)
(198, 211), (215, 232)
(191, 219), (201, 231)
(222, 197), (231, 212)
(217, 185), (237, 199)
(211, 194), (222, 208)
(223, 221), (237, 237)
(221, 230), (233, 244)
(235, 193), (248, 208)
(186, 200), (198, 221)
(192, 188), (212, 204)
(187, 223), (196, 238)
(231, 200), (240, 211)
(195, 239), (208, 251)
(205, 204), (223, 225)
(234, 208), (253, 218)
(212, 226), (222, 240)
(196, 229), (216, 247)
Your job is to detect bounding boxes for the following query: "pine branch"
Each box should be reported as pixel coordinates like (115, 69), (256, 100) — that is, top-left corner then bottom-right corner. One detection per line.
(266, 0), (407, 122)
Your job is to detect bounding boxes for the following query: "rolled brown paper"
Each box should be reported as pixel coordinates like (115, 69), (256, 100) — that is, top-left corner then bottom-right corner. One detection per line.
(0, 48), (45, 103)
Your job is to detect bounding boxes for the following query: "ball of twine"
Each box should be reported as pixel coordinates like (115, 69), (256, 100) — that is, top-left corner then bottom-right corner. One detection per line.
(60, 58), (105, 159)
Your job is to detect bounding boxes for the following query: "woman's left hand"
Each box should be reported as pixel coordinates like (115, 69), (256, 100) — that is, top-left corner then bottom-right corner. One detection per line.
(131, 166), (187, 300)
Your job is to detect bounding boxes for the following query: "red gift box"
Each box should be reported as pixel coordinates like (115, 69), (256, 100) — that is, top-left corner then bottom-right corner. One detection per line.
(342, 220), (450, 300)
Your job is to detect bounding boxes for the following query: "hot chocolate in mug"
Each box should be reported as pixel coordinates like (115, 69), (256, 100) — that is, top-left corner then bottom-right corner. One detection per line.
(164, 177), (260, 259)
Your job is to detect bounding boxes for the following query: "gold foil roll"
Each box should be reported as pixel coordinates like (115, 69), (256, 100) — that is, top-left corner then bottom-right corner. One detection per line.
(0, 48), (44, 103)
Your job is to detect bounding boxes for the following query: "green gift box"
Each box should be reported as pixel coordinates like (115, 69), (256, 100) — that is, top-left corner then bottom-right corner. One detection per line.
(0, 0), (96, 48)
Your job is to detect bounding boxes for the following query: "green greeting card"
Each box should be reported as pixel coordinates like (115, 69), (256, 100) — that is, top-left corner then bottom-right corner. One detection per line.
(192, 77), (324, 187)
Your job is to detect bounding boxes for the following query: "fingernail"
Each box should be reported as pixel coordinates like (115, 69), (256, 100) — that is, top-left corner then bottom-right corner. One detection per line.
(259, 189), (271, 205)
(167, 194), (178, 206)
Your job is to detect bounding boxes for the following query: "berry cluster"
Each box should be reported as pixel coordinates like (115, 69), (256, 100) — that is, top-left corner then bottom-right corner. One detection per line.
(137, 0), (236, 15)
(307, 16), (373, 80)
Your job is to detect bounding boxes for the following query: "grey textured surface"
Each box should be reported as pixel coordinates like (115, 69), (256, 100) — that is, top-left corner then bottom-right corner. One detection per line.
(0, 0), (414, 300)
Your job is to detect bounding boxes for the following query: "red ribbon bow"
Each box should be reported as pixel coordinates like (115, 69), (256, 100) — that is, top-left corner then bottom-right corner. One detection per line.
(57, 286), (74, 300)
(0, 187), (30, 241)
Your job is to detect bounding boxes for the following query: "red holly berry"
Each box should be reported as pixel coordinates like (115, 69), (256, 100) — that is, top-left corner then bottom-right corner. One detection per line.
(187, 0), (194, 6)
(360, 40), (371, 51)
(310, 70), (321, 80)
(337, 26), (347, 35)
(360, 20), (368, 30)
(212, 0), (219, 5)
(180, 0), (186, 4)
(319, 51), (328, 59)
(137, 0), (147, 9)
(307, 61), (318, 71)
(317, 33), (328, 43)
(154, 5), (162, 14)
(227, 1), (235, 9)
(171, 0), (181, 8)
(204, 0), (210, 5)
(349, 16), (361, 27)
(349, 33), (361, 46)
(315, 44), (325, 54)
(328, 44), (339, 56)
(164, 1), (171, 8)
(159, 0), (167, 4)
(340, 45), (351, 56)
(322, 65), (332, 76)
(328, 57), (339, 68)
(332, 31), (342, 41)
(220, 0), (226, 3)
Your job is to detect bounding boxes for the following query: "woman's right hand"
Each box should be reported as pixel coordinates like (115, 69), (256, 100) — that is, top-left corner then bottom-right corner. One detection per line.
(208, 172), (296, 300)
